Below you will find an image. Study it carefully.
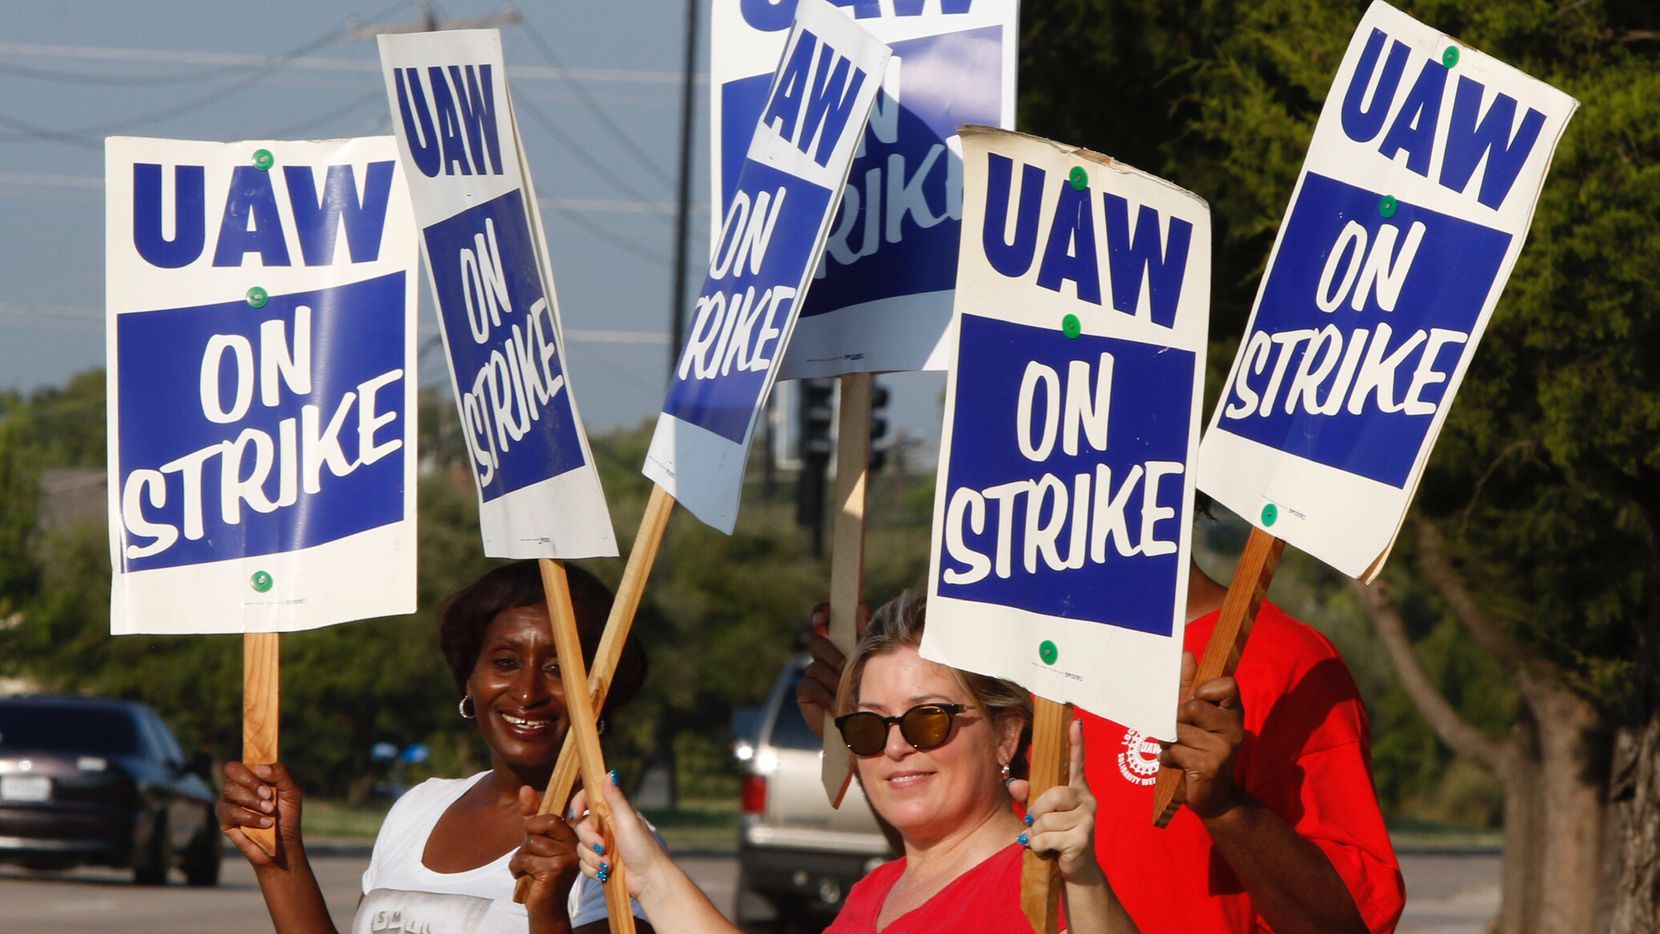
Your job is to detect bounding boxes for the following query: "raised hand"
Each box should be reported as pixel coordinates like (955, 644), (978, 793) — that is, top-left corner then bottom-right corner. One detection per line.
(509, 785), (583, 922)
(1159, 651), (1246, 821)
(1024, 719), (1105, 885)
(217, 761), (303, 869)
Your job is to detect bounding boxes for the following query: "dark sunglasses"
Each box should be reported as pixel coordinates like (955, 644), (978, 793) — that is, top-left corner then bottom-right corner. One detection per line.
(834, 703), (968, 757)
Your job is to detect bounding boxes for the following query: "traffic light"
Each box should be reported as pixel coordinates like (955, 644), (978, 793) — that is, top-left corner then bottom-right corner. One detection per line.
(869, 380), (890, 472)
(799, 378), (835, 461)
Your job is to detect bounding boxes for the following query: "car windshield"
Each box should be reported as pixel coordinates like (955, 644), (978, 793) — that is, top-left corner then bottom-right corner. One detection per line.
(0, 705), (144, 756)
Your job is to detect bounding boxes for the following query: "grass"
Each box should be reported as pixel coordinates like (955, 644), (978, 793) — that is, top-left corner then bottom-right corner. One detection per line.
(303, 798), (393, 841)
(1387, 817), (1503, 853)
(639, 797), (741, 853)
(295, 795), (742, 852)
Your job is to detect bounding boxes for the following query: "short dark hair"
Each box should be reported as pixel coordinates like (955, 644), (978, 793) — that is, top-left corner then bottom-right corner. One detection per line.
(438, 560), (647, 720)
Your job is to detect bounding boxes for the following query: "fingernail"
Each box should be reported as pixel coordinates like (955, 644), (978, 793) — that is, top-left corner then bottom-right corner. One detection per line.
(1017, 832), (1028, 847)
(254, 764), (272, 778)
(261, 816), (273, 827)
(594, 842), (604, 855)
(1024, 812), (1034, 826)
(607, 769), (617, 786)
(600, 861), (609, 874)
(598, 870), (609, 884)
(261, 800), (275, 812)
(567, 808), (577, 821)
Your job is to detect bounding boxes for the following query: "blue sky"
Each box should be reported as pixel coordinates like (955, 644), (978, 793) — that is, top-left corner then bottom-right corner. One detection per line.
(0, 0), (945, 448)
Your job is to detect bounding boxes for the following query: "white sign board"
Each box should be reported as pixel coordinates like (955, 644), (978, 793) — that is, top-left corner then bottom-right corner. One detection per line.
(1198, 0), (1577, 581)
(713, 0), (1020, 377)
(106, 136), (419, 635)
(379, 29), (617, 559)
(924, 127), (1211, 740)
(644, 0), (890, 532)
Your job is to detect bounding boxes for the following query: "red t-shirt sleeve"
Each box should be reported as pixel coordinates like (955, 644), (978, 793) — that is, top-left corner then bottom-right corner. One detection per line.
(1242, 609), (1405, 933)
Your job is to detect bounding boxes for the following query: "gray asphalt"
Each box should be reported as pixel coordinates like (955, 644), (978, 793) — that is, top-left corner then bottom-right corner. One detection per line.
(0, 845), (1495, 932)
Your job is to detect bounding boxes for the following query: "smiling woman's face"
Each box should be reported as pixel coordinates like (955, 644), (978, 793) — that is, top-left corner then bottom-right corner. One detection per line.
(466, 605), (570, 770)
(852, 645), (1018, 845)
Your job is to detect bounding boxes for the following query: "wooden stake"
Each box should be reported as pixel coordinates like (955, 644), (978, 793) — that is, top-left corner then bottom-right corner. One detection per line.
(1151, 527), (1286, 826)
(538, 559), (635, 934)
(1022, 697), (1073, 933)
(242, 631), (280, 857)
(514, 485), (675, 905)
(821, 373), (871, 807)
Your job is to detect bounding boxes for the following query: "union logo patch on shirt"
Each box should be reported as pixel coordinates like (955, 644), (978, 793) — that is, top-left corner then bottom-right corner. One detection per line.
(1117, 729), (1163, 786)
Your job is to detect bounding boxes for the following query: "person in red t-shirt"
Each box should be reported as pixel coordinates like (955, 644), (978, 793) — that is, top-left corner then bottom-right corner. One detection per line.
(797, 562), (1405, 933)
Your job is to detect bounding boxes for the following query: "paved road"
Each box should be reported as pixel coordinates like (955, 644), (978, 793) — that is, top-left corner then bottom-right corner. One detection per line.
(0, 845), (1496, 932)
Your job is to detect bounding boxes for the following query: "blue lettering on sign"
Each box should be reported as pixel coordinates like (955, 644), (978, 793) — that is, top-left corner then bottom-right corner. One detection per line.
(131, 161), (395, 269)
(981, 154), (1193, 329)
(1340, 28), (1546, 210)
(392, 64), (504, 178)
(664, 160), (830, 442)
(938, 315), (1193, 635)
(423, 191), (585, 500)
(760, 26), (868, 168)
(115, 273), (408, 572)
(724, 29), (1002, 318)
(740, 0), (976, 31)
(1215, 173), (1511, 488)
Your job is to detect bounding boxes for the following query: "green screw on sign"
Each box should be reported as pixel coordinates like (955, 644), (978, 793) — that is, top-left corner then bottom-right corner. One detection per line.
(250, 570), (273, 593)
(1039, 640), (1058, 665)
(1061, 313), (1082, 339)
(1442, 46), (1460, 68)
(1261, 504), (1278, 527)
(1068, 166), (1088, 191)
(1378, 195), (1398, 219)
(252, 148), (274, 171)
(246, 286), (269, 308)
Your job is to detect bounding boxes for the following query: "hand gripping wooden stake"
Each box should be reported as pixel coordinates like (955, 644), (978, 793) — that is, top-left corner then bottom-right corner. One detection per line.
(1151, 528), (1286, 826)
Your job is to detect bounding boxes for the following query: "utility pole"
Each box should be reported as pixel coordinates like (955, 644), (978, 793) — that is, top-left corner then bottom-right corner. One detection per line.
(669, 0), (700, 373)
(347, 1), (521, 39)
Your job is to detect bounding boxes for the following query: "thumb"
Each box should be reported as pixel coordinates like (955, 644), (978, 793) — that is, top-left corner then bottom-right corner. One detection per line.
(1067, 719), (1088, 790)
(1006, 777), (1031, 809)
(517, 785), (541, 818)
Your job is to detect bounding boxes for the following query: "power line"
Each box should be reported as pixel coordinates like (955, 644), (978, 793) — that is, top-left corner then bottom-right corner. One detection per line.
(514, 17), (674, 189)
(259, 88), (386, 139)
(512, 95), (661, 205)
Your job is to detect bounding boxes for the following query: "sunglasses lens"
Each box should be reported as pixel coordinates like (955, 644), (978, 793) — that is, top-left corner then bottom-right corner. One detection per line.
(839, 713), (888, 756)
(901, 706), (953, 750)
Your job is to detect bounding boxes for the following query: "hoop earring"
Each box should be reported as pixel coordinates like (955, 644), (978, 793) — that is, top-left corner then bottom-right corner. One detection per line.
(458, 695), (476, 720)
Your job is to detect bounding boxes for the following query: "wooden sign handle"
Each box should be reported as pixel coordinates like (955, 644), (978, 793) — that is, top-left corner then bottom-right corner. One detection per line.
(1022, 697), (1073, 933)
(514, 485), (675, 906)
(242, 631), (280, 857)
(1151, 527), (1285, 826)
(821, 373), (872, 807)
(538, 559), (636, 934)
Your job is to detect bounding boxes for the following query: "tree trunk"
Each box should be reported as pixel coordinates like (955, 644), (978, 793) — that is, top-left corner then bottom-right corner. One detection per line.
(1606, 712), (1660, 932)
(1530, 682), (1610, 934)
(1495, 712), (1543, 934)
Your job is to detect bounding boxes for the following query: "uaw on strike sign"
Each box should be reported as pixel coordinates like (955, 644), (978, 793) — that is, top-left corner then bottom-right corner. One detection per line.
(1198, 1), (1577, 581)
(713, 0), (1019, 377)
(379, 29), (616, 559)
(106, 137), (418, 635)
(925, 128), (1210, 740)
(646, 0), (890, 532)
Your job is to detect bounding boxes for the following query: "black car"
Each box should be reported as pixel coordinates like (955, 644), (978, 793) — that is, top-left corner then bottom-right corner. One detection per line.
(0, 694), (221, 885)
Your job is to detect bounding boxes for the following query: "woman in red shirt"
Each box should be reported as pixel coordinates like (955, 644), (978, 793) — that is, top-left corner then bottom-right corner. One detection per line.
(531, 590), (1138, 933)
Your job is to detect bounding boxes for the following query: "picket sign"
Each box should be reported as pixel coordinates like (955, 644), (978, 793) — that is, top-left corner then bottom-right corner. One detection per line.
(376, 31), (636, 925)
(1020, 698), (1074, 931)
(105, 134), (421, 858)
(1155, 1), (1577, 824)
(522, 1), (888, 901)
